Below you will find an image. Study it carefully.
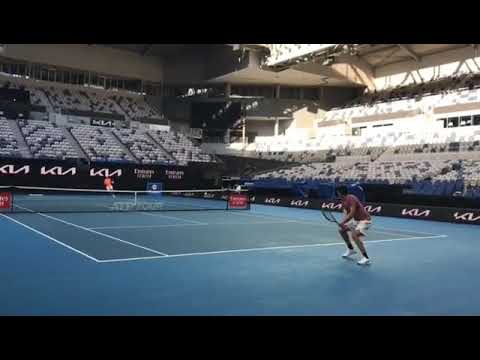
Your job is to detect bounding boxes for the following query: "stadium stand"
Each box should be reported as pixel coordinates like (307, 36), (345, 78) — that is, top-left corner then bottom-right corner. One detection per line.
(110, 94), (162, 120)
(112, 128), (175, 165)
(151, 130), (215, 165)
(44, 86), (128, 117)
(1, 51), (480, 198)
(69, 125), (136, 163)
(0, 118), (22, 158)
(19, 119), (79, 160)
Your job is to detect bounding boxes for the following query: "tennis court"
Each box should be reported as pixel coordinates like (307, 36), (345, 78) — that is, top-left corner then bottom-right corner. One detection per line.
(1, 191), (479, 315)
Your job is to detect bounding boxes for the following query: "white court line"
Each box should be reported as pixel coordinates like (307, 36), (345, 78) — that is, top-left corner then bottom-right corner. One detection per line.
(97, 234), (448, 263)
(13, 204), (168, 257)
(365, 225), (441, 237)
(232, 210), (441, 237)
(89, 220), (299, 230)
(251, 204), (445, 237)
(140, 211), (206, 225)
(0, 213), (101, 262)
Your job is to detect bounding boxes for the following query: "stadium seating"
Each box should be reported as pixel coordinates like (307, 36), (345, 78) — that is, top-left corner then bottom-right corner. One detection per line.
(43, 86), (127, 116)
(1, 71), (480, 198)
(151, 130), (214, 165)
(70, 125), (135, 163)
(19, 119), (79, 160)
(0, 118), (22, 158)
(110, 94), (162, 120)
(113, 128), (175, 165)
(0, 117), (215, 165)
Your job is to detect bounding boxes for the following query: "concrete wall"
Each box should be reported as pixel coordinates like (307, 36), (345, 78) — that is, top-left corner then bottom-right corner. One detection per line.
(246, 120), (275, 137)
(163, 55), (207, 85)
(163, 97), (191, 121)
(2, 44), (163, 81)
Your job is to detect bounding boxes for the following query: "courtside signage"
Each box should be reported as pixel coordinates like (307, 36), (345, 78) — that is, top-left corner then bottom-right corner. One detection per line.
(0, 192), (12, 211)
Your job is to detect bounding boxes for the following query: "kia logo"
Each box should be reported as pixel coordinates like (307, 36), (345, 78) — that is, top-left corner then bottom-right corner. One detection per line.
(321, 202), (342, 210)
(290, 200), (309, 207)
(364, 205), (382, 214)
(92, 119), (113, 127)
(0, 165), (30, 175)
(264, 198), (281, 204)
(453, 212), (480, 222)
(401, 208), (431, 217)
(41, 166), (77, 176)
(90, 168), (122, 177)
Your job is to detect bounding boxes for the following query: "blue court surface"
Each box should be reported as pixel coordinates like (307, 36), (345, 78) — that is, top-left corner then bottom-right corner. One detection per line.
(1, 203), (479, 315)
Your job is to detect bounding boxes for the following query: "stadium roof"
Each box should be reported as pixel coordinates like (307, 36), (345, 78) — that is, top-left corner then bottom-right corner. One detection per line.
(98, 44), (226, 57)
(97, 44), (478, 87)
(353, 44), (473, 68)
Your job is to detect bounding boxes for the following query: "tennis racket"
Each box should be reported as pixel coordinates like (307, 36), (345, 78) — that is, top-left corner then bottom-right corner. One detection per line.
(321, 209), (340, 224)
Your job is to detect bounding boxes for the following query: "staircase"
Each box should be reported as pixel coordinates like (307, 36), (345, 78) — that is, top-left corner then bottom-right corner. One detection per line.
(35, 88), (55, 113)
(146, 132), (177, 163)
(40, 88), (59, 113)
(145, 95), (163, 118)
(8, 120), (32, 158)
(109, 129), (140, 162)
(61, 127), (89, 160)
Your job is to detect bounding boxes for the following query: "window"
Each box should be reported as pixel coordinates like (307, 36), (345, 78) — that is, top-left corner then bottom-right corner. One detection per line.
(78, 73), (85, 86)
(474, 115), (480, 126)
(352, 126), (367, 136)
(10, 63), (18, 75)
(460, 116), (472, 126)
(32, 65), (41, 80)
(90, 73), (98, 86)
(41, 68), (48, 81)
(304, 88), (318, 100)
(438, 118), (447, 128)
(447, 117), (459, 128)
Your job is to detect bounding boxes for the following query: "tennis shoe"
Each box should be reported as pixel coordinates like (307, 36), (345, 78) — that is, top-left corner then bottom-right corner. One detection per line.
(357, 257), (371, 266)
(342, 249), (357, 259)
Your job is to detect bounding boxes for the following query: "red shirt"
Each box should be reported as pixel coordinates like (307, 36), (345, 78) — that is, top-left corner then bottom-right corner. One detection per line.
(104, 178), (113, 187)
(342, 194), (370, 221)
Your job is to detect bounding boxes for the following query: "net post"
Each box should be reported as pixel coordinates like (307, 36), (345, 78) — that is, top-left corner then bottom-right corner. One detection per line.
(226, 189), (229, 210)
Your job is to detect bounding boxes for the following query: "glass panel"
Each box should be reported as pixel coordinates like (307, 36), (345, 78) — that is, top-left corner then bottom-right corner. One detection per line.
(447, 117), (459, 128)
(78, 73), (85, 86)
(473, 115), (480, 126)
(41, 68), (48, 81)
(460, 116), (472, 126)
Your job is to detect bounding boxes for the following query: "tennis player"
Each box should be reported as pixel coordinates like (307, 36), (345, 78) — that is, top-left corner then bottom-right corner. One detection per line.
(104, 176), (116, 199)
(336, 186), (372, 266)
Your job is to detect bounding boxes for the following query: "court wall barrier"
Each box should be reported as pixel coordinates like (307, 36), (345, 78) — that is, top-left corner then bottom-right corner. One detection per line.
(250, 195), (480, 225)
(0, 158), (215, 190)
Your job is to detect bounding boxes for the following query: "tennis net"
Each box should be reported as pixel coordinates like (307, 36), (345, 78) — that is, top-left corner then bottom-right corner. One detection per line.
(0, 186), (250, 213)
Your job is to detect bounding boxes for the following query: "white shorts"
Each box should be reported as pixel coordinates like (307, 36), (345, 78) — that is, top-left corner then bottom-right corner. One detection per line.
(106, 186), (113, 191)
(345, 219), (371, 236)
